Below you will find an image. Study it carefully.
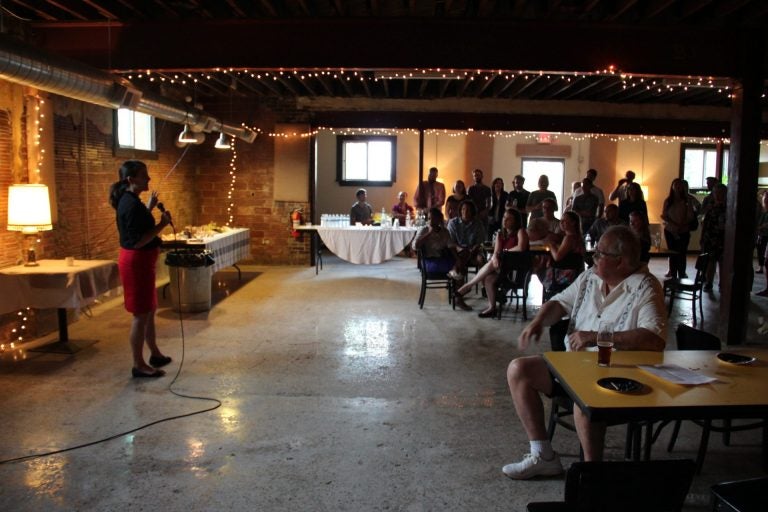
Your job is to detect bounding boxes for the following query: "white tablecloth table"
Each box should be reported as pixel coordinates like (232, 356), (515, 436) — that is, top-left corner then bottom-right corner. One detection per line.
(162, 228), (251, 275)
(316, 226), (418, 265)
(0, 259), (120, 346)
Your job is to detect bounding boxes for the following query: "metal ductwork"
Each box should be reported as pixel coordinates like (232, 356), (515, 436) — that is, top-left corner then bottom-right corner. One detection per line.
(0, 34), (257, 143)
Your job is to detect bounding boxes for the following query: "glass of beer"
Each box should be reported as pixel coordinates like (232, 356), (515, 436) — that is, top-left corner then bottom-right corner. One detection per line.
(597, 323), (614, 367)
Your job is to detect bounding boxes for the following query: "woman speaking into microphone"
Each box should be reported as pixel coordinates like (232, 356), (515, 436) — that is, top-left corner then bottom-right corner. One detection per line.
(109, 160), (173, 378)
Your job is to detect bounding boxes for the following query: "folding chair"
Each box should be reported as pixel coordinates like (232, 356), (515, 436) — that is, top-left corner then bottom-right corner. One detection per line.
(417, 249), (455, 309)
(664, 253), (709, 325)
(495, 251), (533, 319)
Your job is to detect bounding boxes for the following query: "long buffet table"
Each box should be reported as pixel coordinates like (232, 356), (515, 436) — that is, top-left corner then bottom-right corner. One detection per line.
(299, 225), (418, 266)
(162, 227), (251, 275)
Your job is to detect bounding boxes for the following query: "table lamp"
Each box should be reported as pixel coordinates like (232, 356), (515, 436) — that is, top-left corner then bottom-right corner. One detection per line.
(7, 184), (53, 266)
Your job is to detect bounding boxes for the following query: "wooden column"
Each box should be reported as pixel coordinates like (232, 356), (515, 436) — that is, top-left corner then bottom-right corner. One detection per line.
(719, 30), (765, 345)
(417, 129), (425, 208)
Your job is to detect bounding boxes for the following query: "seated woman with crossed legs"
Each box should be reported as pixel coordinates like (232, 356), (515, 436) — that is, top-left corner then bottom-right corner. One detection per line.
(456, 209), (529, 317)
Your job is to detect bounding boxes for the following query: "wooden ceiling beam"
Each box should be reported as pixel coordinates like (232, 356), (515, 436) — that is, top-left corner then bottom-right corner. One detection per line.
(81, 0), (119, 19)
(257, 0), (278, 17)
(151, 0), (180, 18)
(226, 0), (249, 17)
(27, 19), (753, 78)
(680, 0), (714, 20)
(646, 0), (677, 18)
(309, 110), (739, 138)
(10, 0), (57, 20)
(607, 0), (640, 22)
(44, 0), (89, 20)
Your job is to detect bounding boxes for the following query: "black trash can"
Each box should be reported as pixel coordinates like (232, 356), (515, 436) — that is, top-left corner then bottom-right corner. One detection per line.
(165, 250), (215, 313)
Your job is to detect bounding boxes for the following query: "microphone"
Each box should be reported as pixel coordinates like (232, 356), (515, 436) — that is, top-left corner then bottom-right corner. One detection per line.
(156, 202), (174, 228)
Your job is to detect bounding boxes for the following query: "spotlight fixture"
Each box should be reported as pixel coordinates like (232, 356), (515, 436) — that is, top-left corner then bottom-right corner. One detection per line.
(214, 132), (229, 149)
(178, 124), (197, 143)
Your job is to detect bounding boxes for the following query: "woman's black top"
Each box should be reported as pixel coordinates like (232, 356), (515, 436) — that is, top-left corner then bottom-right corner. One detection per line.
(116, 191), (161, 250)
(618, 199), (648, 223)
(552, 250), (585, 270)
(490, 190), (509, 225)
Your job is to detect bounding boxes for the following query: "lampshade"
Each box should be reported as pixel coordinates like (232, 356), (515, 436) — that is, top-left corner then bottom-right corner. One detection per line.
(7, 184), (53, 233)
(178, 124), (197, 143)
(214, 132), (229, 149)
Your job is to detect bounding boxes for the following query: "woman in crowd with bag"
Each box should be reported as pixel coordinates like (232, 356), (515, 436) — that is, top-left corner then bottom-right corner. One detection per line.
(542, 211), (585, 301)
(618, 182), (648, 223)
(700, 184), (727, 291)
(488, 177), (509, 239)
(629, 210), (652, 263)
(756, 190), (768, 275)
(108, 160), (173, 378)
(661, 178), (697, 279)
(455, 209), (528, 318)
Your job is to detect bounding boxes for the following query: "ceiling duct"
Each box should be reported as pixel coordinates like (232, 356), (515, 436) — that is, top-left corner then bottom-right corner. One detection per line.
(0, 34), (256, 143)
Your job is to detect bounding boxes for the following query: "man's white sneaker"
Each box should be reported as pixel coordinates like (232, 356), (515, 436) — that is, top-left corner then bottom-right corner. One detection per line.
(502, 453), (564, 479)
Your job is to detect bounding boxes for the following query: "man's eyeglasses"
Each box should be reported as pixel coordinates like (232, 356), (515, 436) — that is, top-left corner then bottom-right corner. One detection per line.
(593, 249), (621, 260)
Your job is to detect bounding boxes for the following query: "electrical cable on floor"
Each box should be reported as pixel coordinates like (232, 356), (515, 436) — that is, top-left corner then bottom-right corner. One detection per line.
(0, 210), (221, 465)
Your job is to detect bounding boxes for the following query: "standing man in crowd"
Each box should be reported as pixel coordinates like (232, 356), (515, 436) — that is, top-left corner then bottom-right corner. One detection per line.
(468, 168), (492, 226)
(527, 175), (558, 220)
(700, 176), (720, 217)
(573, 169), (606, 218)
(609, 170), (637, 208)
(507, 175), (531, 227)
(349, 188), (373, 225)
(572, 178), (600, 233)
(414, 166), (447, 212)
(503, 226), (666, 479)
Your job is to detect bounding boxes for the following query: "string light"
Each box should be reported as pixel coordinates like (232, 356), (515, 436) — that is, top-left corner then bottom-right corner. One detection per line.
(124, 66), (760, 102)
(2, 308), (29, 361)
(255, 127), (768, 146)
(31, 95), (45, 179)
(225, 138), (237, 226)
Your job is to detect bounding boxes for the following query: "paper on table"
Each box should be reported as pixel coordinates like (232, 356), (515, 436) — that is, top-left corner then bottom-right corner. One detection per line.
(638, 364), (718, 385)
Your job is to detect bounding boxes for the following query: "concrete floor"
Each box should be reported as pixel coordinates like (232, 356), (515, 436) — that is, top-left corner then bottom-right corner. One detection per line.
(0, 255), (766, 511)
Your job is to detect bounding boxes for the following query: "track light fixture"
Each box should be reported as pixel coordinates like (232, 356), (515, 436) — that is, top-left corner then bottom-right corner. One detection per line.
(214, 132), (229, 149)
(178, 124), (197, 143)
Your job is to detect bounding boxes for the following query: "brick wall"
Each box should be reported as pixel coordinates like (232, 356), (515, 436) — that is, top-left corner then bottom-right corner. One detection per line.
(0, 88), (314, 342)
(190, 98), (312, 265)
(0, 108), (19, 267)
(0, 94), (314, 268)
(48, 101), (199, 262)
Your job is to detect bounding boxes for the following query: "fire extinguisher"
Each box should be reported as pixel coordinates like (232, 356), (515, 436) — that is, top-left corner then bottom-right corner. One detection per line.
(291, 208), (303, 238)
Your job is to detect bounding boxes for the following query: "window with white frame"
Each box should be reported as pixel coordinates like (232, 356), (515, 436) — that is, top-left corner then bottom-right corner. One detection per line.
(336, 136), (396, 185)
(681, 143), (729, 189)
(116, 108), (155, 152)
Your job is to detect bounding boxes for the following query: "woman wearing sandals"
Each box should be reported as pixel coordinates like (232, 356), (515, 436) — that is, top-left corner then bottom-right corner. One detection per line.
(109, 160), (174, 378)
(455, 209), (529, 317)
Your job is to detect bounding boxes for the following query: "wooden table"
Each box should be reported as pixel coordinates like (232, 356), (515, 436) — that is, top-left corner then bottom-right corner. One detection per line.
(0, 259), (120, 352)
(544, 349), (768, 465)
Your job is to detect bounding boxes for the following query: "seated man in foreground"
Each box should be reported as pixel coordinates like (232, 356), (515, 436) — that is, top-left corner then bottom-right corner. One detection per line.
(503, 225), (667, 479)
